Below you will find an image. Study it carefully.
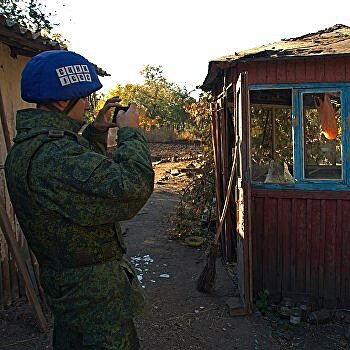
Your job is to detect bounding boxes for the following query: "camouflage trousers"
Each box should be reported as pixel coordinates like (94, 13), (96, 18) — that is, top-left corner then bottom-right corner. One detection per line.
(40, 258), (145, 350)
(52, 318), (140, 349)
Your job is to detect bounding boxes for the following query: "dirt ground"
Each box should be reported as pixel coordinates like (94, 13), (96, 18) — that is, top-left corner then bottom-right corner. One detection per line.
(0, 141), (349, 349)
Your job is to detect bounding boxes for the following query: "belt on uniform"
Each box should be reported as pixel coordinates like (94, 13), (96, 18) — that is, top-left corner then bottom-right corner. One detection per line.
(72, 242), (123, 268)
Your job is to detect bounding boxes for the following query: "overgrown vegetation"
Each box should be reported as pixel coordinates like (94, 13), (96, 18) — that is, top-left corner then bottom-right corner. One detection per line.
(99, 65), (194, 131)
(255, 289), (270, 314)
(98, 67), (216, 241)
(168, 93), (216, 240)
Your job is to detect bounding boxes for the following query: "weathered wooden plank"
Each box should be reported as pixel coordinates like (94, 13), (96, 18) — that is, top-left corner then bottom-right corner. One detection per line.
(310, 199), (321, 304)
(0, 200), (47, 331)
(335, 200), (343, 306)
(305, 59), (316, 81)
(295, 198), (307, 294)
(323, 199), (337, 308)
(305, 199), (312, 294)
(252, 197), (264, 296)
(314, 57), (325, 82)
(285, 60), (296, 82)
(263, 197), (278, 298)
(0, 87), (11, 152)
(295, 59), (306, 82)
(276, 60), (287, 83)
(279, 198), (292, 298)
(2, 252), (11, 306)
(341, 201), (350, 306)
(252, 188), (350, 200)
(318, 200), (326, 306)
(0, 260), (3, 310)
(266, 61), (277, 84)
(346, 58), (350, 81)
(9, 253), (19, 300)
(325, 57), (346, 82)
(275, 198), (282, 301)
(290, 198), (297, 293)
(222, 101), (230, 260)
(255, 61), (268, 84)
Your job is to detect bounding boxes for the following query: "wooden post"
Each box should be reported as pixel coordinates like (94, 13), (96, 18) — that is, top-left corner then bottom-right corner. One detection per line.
(0, 88), (11, 152)
(272, 108), (276, 160)
(0, 200), (47, 332)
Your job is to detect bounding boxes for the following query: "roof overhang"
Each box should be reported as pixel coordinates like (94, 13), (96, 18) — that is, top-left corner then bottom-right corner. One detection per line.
(201, 24), (350, 91)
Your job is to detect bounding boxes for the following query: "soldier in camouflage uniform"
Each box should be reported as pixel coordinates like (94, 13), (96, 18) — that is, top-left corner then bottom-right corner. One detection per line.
(5, 50), (154, 349)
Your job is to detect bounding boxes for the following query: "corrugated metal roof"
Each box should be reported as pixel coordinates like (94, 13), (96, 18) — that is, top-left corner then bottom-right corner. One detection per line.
(202, 24), (350, 90)
(0, 15), (110, 77)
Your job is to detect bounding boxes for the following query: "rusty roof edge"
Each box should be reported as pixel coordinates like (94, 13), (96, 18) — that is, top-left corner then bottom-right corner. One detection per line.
(201, 24), (350, 91)
(200, 61), (226, 91)
(213, 51), (350, 65)
(200, 52), (350, 92)
(282, 23), (350, 42)
(211, 24), (350, 64)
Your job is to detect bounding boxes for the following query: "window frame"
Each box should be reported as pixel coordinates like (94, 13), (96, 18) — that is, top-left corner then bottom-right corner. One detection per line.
(249, 82), (350, 190)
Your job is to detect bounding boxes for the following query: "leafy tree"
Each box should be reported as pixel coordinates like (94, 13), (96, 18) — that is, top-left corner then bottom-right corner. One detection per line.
(0, 0), (54, 32)
(183, 92), (212, 144)
(101, 65), (193, 130)
(250, 106), (293, 167)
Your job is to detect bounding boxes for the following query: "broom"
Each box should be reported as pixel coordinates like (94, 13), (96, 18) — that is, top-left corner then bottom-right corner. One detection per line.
(197, 143), (238, 293)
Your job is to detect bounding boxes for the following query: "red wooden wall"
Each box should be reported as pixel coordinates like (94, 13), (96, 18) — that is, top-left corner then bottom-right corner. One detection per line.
(210, 55), (350, 308)
(252, 188), (350, 308)
(232, 56), (350, 85)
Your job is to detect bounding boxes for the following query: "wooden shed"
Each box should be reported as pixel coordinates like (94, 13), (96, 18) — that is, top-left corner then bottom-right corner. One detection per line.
(201, 24), (350, 312)
(0, 15), (109, 310)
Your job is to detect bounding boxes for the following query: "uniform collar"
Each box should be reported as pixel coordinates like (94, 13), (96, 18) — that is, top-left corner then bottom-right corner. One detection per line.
(16, 108), (85, 133)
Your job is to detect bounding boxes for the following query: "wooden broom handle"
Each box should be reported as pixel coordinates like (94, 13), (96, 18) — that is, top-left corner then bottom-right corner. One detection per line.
(214, 141), (238, 246)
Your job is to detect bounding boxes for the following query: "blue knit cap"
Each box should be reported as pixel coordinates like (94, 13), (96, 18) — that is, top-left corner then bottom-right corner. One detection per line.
(21, 50), (102, 103)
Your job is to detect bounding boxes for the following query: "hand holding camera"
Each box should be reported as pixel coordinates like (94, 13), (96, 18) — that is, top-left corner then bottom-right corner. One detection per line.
(115, 103), (139, 129)
(93, 96), (139, 131)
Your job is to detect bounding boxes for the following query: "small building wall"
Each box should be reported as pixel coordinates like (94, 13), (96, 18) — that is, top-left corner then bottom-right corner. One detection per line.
(204, 25), (350, 310)
(208, 56), (350, 308)
(252, 188), (350, 308)
(0, 42), (34, 306)
(222, 56), (350, 308)
(0, 42), (34, 146)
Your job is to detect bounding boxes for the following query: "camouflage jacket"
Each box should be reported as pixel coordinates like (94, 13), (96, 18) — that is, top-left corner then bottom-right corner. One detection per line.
(5, 108), (154, 270)
(5, 109), (154, 333)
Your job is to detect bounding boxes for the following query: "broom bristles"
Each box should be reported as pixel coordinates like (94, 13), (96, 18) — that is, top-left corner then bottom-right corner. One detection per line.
(196, 244), (218, 293)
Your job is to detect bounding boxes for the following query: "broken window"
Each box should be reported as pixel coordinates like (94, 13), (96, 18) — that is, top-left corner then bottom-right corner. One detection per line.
(303, 91), (342, 179)
(250, 89), (293, 183)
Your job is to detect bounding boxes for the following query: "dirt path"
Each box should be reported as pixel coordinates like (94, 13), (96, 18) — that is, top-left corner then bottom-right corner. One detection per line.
(122, 150), (280, 350)
(124, 184), (257, 350)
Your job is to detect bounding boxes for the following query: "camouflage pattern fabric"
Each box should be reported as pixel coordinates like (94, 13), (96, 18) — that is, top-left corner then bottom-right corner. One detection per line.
(5, 108), (154, 349)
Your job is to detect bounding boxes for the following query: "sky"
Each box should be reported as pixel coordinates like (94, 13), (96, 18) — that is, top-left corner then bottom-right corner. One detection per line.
(47, 0), (350, 97)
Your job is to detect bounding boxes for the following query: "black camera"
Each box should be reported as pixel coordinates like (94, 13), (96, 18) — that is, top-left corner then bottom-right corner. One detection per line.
(112, 104), (131, 123)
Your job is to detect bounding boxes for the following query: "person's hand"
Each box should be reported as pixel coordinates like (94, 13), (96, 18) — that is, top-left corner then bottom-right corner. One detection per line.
(116, 103), (140, 129)
(93, 96), (121, 132)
